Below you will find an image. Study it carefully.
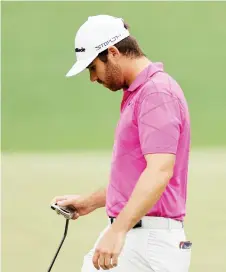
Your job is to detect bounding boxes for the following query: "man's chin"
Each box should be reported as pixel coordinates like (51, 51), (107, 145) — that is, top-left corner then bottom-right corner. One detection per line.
(107, 86), (122, 92)
(102, 82), (123, 92)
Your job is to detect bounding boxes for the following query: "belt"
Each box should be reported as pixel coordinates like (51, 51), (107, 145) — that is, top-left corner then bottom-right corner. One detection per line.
(109, 216), (142, 229)
(109, 216), (184, 229)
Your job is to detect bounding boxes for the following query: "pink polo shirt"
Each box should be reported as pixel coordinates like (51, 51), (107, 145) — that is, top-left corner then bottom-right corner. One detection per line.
(106, 62), (190, 221)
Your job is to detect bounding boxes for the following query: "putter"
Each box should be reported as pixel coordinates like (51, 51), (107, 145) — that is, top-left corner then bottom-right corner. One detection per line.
(48, 204), (75, 272)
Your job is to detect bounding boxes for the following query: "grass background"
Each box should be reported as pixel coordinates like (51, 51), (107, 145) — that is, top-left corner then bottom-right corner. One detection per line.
(2, 150), (226, 272)
(1, 2), (226, 272)
(2, 1), (226, 151)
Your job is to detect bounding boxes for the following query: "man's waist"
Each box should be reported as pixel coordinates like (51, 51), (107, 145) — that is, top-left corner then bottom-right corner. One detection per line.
(106, 205), (185, 222)
(108, 216), (184, 229)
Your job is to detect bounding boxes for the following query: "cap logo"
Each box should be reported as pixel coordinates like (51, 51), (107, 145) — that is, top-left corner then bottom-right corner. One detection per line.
(95, 34), (122, 51)
(75, 47), (86, 52)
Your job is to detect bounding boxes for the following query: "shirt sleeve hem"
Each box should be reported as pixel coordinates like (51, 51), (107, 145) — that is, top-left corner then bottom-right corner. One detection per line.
(142, 147), (177, 155)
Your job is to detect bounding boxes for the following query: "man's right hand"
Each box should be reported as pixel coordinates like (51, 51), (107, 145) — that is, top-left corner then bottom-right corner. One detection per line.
(51, 195), (96, 220)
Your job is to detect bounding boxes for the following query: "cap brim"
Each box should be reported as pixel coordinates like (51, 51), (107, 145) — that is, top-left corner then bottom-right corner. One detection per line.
(66, 56), (96, 77)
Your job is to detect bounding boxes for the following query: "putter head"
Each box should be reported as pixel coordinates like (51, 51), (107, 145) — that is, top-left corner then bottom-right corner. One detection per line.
(51, 203), (75, 220)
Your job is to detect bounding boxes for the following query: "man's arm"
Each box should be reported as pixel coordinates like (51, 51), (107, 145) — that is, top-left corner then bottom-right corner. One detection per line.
(53, 188), (106, 220)
(88, 188), (106, 209)
(111, 153), (175, 233)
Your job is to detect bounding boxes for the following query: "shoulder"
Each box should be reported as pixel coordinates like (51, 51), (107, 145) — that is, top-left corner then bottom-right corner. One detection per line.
(137, 71), (184, 103)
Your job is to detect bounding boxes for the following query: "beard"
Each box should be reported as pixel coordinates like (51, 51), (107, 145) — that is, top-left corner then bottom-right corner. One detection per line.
(102, 61), (127, 92)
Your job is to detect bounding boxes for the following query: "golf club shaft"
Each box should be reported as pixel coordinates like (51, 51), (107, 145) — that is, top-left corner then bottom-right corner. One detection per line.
(47, 219), (69, 272)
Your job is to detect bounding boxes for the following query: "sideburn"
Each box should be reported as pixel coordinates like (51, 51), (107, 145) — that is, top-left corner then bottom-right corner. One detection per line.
(98, 50), (109, 63)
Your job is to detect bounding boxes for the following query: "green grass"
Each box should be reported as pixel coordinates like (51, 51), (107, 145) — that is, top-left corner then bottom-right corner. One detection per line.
(2, 150), (226, 272)
(2, 2), (226, 151)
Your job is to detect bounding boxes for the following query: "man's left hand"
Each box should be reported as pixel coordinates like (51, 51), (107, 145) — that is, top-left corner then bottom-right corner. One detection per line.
(92, 227), (126, 270)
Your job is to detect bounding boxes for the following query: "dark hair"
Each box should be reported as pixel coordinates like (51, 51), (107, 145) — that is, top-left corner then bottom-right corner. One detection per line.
(98, 22), (146, 63)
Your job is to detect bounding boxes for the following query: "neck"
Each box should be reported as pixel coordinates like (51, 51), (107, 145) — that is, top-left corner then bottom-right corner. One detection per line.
(123, 57), (151, 87)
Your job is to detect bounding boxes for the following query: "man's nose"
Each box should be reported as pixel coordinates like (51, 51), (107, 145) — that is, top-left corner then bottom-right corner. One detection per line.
(90, 72), (98, 82)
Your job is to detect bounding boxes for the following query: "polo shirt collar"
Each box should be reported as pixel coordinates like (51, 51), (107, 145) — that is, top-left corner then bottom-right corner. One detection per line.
(126, 62), (164, 92)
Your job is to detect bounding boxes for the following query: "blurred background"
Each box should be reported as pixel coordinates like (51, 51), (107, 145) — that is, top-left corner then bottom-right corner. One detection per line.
(2, 1), (226, 272)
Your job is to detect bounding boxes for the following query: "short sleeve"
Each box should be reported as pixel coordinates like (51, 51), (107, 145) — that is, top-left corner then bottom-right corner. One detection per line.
(137, 92), (182, 155)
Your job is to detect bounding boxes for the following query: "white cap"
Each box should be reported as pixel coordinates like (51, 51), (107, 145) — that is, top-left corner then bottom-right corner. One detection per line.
(66, 15), (130, 77)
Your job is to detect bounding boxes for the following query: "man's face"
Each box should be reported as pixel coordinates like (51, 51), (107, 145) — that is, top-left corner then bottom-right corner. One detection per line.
(87, 56), (125, 92)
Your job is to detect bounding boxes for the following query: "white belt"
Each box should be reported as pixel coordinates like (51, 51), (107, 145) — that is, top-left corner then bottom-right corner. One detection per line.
(141, 216), (183, 229)
(108, 216), (184, 229)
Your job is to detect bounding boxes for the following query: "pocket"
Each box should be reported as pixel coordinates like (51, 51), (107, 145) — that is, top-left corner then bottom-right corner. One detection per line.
(172, 230), (192, 272)
(168, 229), (192, 271)
(146, 229), (192, 272)
(178, 246), (192, 272)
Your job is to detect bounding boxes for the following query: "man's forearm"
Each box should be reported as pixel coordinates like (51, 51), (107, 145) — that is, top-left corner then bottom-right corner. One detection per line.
(112, 167), (172, 233)
(88, 188), (106, 210)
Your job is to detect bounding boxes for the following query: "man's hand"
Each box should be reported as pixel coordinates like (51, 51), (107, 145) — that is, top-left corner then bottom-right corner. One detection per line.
(51, 195), (96, 220)
(51, 189), (106, 220)
(92, 227), (126, 270)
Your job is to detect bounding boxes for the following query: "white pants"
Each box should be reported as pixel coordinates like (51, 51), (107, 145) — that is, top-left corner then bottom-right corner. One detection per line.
(82, 217), (191, 272)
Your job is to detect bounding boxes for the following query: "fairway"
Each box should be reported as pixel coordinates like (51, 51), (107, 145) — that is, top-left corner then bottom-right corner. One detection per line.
(2, 149), (226, 272)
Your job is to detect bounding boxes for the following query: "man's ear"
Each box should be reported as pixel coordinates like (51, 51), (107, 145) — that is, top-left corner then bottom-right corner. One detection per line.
(108, 46), (120, 58)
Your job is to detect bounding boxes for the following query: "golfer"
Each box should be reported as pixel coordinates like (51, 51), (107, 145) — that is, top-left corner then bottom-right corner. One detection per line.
(52, 15), (192, 272)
